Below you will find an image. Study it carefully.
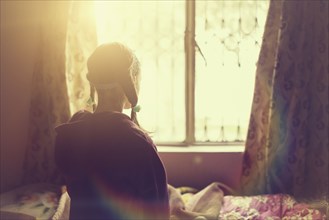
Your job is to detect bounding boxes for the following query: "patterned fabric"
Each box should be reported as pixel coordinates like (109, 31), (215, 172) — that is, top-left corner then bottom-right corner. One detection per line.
(65, 1), (97, 114)
(0, 184), (61, 219)
(23, 1), (98, 186)
(241, 0), (328, 203)
(240, 0), (283, 196)
(2, 184), (326, 220)
(170, 184), (327, 220)
(220, 194), (326, 220)
(22, 2), (71, 185)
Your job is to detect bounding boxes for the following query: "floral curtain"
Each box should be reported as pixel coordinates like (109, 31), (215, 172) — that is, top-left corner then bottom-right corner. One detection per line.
(240, 0), (282, 197)
(241, 0), (328, 203)
(22, 2), (71, 184)
(22, 1), (98, 185)
(66, 1), (97, 114)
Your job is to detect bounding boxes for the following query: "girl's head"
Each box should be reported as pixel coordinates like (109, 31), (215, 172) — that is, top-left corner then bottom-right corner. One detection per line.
(87, 42), (141, 125)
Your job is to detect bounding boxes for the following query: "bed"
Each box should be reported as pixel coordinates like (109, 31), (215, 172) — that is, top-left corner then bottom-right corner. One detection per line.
(169, 183), (327, 220)
(0, 183), (327, 220)
(0, 183), (70, 220)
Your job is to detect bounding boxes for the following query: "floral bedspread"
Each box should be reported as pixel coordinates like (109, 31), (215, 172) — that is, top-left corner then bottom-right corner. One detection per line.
(220, 194), (326, 220)
(174, 184), (327, 220)
(0, 184), (62, 220)
(1, 183), (326, 220)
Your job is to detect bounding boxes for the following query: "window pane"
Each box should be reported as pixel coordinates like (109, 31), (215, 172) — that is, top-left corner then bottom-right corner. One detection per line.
(94, 1), (185, 142)
(195, 1), (269, 142)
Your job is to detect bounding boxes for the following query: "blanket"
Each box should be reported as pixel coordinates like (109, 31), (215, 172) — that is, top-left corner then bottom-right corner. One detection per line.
(1, 183), (326, 220)
(168, 183), (327, 220)
(169, 182), (226, 220)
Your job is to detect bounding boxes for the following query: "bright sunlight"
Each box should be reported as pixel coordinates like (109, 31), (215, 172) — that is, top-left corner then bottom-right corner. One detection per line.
(93, 0), (269, 143)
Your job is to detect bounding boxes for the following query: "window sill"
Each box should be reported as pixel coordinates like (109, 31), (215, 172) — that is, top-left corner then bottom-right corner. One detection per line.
(157, 145), (245, 153)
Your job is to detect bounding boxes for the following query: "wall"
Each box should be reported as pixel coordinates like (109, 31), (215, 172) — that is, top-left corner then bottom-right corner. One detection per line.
(0, 1), (42, 193)
(159, 147), (244, 190)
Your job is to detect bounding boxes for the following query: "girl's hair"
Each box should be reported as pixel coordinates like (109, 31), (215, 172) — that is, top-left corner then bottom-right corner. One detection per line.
(87, 42), (141, 127)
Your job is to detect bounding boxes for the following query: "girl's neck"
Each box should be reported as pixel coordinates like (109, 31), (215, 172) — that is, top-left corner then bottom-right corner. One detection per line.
(94, 105), (122, 114)
(94, 97), (124, 114)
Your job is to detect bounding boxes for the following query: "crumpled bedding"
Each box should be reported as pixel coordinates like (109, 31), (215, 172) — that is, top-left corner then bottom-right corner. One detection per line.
(2, 183), (326, 220)
(169, 182), (224, 220)
(0, 183), (68, 220)
(220, 194), (327, 220)
(168, 182), (327, 220)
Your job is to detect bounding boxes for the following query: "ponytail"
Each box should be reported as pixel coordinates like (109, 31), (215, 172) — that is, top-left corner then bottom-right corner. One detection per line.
(88, 83), (96, 112)
(131, 105), (150, 134)
(87, 43), (144, 129)
(130, 109), (139, 127)
(131, 105), (141, 127)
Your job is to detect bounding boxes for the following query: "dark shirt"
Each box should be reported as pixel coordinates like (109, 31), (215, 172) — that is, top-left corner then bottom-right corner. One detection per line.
(55, 111), (169, 220)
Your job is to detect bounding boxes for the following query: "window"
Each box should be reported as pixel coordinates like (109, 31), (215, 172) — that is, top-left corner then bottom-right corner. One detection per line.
(93, 0), (269, 145)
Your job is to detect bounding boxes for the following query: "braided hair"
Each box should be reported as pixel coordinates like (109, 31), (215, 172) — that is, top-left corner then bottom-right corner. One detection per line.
(87, 43), (141, 127)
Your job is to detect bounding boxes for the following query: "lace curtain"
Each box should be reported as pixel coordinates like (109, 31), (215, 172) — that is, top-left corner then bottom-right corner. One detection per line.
(66, 1), (97, 114)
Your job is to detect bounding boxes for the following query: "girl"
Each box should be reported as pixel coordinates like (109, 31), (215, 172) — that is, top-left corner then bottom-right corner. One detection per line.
(55, 43), (170, 220)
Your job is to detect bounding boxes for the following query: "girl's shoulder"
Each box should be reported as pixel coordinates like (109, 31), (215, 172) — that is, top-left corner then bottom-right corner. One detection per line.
(129, 125), (158, 152)
(69, 110), (93, 122)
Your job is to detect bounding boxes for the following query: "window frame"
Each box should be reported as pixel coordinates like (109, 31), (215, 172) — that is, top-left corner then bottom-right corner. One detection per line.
(90, 0), (265, 147)
(184, 0), (196, 145)
(156, 0), (248, 147)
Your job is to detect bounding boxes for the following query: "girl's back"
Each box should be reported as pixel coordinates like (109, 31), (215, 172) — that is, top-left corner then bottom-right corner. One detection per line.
(55, 111), (169, 220)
